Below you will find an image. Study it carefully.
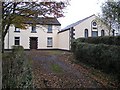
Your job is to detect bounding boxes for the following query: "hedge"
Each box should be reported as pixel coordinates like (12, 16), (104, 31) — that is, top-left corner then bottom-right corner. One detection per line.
(76, 36), (120, 46)
(71, 41), (120, 81)
(2, 46), (33, 88)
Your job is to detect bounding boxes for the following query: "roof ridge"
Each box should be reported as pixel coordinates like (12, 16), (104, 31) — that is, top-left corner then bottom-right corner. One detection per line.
(25, 17), (61, 25)
(62, 14), (95, 30)
(75, 14), (95, 25)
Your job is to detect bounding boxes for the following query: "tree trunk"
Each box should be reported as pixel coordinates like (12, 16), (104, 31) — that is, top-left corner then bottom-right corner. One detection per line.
(2, 24), (11, 53)
(2, 37), (5, 53)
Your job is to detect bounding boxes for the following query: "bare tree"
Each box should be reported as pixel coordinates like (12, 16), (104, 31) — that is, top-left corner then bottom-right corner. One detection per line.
(101, 0), (120, 36)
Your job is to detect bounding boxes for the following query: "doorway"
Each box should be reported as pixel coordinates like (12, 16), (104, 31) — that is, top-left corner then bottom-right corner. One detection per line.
(30, 37), (38, 49)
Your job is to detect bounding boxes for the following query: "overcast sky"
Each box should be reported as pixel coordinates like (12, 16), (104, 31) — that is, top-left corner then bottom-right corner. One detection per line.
(58, 0), (105, 29)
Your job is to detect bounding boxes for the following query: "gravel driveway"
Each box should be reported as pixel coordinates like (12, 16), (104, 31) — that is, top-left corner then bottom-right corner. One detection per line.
(26, 50), (104, 88)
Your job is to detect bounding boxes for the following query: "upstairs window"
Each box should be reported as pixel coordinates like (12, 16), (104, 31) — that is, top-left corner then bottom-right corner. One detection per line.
(84, 29), (88, 38)
(31, 25), (37, 33)
(14, 37), (20, 45)
(15, 27), (20, 32)
(101, 30), (105, 36)
(48, 25), (52, 33)
(47, 37), (53, 47)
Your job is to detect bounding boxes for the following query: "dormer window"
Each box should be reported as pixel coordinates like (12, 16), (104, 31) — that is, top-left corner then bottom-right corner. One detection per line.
(31, 25), (37, 33)
(15, 27), (20, 32)
(47, 25), (52, 33)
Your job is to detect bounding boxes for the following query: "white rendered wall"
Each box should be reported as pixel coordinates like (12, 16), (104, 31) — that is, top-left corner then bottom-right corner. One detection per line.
(58, 30), (70, 50)
(74, 15), (110, 39)
(4, 24), (61, 49)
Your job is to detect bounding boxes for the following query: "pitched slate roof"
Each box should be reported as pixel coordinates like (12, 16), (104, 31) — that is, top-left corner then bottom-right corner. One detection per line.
(25, 17), (61, 25)
(61, 14), (95, 31)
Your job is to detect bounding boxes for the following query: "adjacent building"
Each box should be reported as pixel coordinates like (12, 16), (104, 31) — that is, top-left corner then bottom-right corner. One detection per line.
(4, 14), (111, 51)
(58, 14), (111, 50)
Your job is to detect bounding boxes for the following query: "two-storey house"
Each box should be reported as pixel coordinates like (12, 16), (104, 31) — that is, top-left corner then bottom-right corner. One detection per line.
(4, 17), (61, 50)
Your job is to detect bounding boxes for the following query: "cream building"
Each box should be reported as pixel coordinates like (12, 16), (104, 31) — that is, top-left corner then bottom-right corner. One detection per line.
(4, 14), (111, 51)
(4, 17), (61, 50)
(59, 14), (111, 50)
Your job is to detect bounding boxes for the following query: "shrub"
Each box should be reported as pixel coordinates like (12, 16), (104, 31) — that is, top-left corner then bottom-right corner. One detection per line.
(12, 45), (24, 54)
(2, 46), (33, 88)
(71, 40), (77, 53)
(76, 36), (120, 46)
(71, 42), (120, 82)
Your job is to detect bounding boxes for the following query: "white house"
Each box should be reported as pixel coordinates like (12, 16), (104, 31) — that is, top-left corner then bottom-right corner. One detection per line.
(4, 17), (61, 50)
(4, 14), (111, 51)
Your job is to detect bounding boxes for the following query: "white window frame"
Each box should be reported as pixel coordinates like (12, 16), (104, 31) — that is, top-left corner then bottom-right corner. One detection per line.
(14, 37), (20, 45)
(48, 25), (52, 33)
(47, 37), (53, 47)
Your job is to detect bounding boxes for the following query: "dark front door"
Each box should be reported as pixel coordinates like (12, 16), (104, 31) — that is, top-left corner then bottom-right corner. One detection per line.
(30, 37), (38, 49)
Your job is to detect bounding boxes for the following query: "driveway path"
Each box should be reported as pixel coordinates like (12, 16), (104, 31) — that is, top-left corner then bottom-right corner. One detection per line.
(26, 50), (104, 88)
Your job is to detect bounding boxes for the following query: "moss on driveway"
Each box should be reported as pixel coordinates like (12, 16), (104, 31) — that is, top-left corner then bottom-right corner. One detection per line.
(51, 64), (64, 73)
(26, 50), (104, 88)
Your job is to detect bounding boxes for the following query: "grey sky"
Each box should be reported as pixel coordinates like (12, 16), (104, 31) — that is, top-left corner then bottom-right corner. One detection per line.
(58, 0), (105, 28)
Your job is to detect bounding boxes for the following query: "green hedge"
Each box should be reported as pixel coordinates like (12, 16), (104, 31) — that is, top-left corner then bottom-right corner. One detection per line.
(71, 41), (120, 81)
(2, 46), (33, 88)
(12, 45), (24, 53)
(76, 36), (120, 46)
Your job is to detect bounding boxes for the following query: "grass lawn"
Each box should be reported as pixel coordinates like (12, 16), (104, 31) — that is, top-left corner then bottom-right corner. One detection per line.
(51, 64), (64, 73)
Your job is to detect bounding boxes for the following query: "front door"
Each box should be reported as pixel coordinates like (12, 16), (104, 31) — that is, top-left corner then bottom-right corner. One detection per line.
(30, 37), (38, 49)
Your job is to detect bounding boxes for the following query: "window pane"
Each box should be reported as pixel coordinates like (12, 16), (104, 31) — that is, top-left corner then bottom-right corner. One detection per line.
(47, 37), (52, 46)
(85, 29), (88, 38)
(93, 22), (97, 26)
(92, 31), (98, 37)
(48, 25), (52, 33)
(101, 30), (105, 36)
(15, 40), (19, 45)
(31, 25), (36, 33)
(15, 37), (20, 45)
(15, 27), (20, 32)
(92, 21), (97, 29)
